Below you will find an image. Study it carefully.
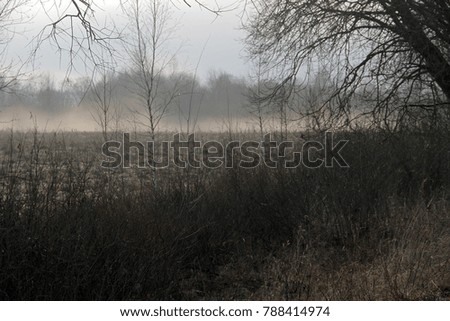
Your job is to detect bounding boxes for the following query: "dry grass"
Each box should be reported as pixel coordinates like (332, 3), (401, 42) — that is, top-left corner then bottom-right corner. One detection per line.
(0, 128), (449, 300)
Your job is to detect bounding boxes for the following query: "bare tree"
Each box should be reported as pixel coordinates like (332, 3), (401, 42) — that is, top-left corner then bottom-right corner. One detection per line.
(122, 0), (183, 191)
(289, 61), (352, 132)
(124, 0), (181, 141)
(33, 0), (118, 76)
(176, 74), (205, 137)
(245, 0), (450, 129)
(245, 56), (270, 140)
(3, 0), (229, 84)
(0, 0), (231, 81)
(89, 67), (120, 142)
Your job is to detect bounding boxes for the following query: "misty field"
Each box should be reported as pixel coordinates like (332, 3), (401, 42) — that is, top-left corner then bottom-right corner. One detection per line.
(0, 128), (449, 300)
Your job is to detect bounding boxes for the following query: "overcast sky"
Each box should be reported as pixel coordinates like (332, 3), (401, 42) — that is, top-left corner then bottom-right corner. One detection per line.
(7, 0), (249, 84)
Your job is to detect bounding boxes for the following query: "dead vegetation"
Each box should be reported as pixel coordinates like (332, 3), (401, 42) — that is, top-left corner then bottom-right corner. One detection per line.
(0, 128), (449, 300)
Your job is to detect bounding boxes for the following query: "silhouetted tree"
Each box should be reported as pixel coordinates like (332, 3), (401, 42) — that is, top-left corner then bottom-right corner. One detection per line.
(123, 0), (181, 140)
(88, 67), (120, 142)
(245, 56), (271, 139)
(245, 0), (450, 128)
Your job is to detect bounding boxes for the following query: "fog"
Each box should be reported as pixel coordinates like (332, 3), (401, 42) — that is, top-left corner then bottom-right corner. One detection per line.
(0, 1), (258, 132)
(0, 70), (255, 132)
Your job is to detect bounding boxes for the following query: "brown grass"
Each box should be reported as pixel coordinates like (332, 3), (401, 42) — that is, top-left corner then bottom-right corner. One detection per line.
(0, 128), (449, 300)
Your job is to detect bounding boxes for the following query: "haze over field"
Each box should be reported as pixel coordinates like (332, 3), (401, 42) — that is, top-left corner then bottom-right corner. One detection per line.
(0, 70), (255, 132)
(1, 0), (254, 131)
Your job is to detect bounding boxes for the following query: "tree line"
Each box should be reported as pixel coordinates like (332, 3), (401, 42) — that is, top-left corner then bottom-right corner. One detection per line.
(1, 0), (449, 133)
